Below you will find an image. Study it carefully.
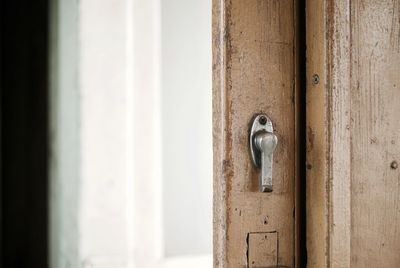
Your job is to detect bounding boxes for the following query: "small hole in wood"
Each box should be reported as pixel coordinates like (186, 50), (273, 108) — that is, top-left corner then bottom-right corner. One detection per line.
(390, 161), (398, 170)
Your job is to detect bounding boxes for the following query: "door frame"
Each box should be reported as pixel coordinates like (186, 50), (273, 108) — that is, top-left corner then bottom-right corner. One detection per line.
(212, 0), (302, 266)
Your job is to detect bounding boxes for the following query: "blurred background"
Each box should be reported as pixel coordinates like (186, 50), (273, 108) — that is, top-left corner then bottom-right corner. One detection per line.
(1, 0), (212, 267)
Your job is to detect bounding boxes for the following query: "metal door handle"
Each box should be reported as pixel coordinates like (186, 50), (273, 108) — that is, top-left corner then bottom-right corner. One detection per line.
(250, 114), (278, 192)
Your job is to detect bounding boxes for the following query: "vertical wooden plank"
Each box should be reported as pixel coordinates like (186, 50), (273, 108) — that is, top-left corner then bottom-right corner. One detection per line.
(350, 0), (400, 266)
(327, 1), (352, 267)
(305, 0), (329, 266)
(213, 0), (298, 267)
(212, 0), (227, 265)
(307, 0), (400, 267)
(307, 0), (353, 265)
(306, 0), (356, 266)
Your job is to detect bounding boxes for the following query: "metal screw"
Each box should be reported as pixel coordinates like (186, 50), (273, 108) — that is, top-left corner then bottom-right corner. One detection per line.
(390, 161), (398, 170)
(312, 74), (320, 85)
(259, 116), (267, 125)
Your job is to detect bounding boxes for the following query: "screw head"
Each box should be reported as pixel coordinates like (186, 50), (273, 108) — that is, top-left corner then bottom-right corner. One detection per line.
(312, 74), (320, 85)
(259, 116), (267, 125)
(391, 161), (398, 170)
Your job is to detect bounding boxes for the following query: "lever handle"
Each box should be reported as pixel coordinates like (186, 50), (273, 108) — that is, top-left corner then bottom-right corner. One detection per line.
(250, 115), (278, 192)
(255, 131), (277, 192)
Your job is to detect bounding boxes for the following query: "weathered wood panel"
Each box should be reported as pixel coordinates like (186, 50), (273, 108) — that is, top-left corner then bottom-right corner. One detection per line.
(213, 0), (298, 267)
(307, 0), (400, 267)
(351, 0), (400, 266)
(305, 0), (329, 266)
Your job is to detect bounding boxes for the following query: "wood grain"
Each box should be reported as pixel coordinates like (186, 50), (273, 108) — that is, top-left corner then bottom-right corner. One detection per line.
(213, 0), (298, 267)
(248, 232), (278, 267)
(305, 0), (329, 266)
(351, 0), (400, 266)
(307, 0), (400, 267)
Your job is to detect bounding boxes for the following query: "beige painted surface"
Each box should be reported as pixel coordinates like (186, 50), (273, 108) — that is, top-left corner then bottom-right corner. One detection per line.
(307, 0), (400, 267)
(248, 232), (278, 267)
(213, 0), (298, 267)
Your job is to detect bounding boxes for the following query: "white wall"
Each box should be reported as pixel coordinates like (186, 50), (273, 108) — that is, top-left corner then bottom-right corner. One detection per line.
(79, 0), (134, 266)
(50, 0), (135, 266)
(161, 0), (212, 257)
(50, 0), (212, 266)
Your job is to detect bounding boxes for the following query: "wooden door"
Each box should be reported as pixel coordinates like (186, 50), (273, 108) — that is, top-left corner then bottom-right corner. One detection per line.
(213, 0), (300, 267)
(307, 0), (400, 267)
(214, 0), (400, 267)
